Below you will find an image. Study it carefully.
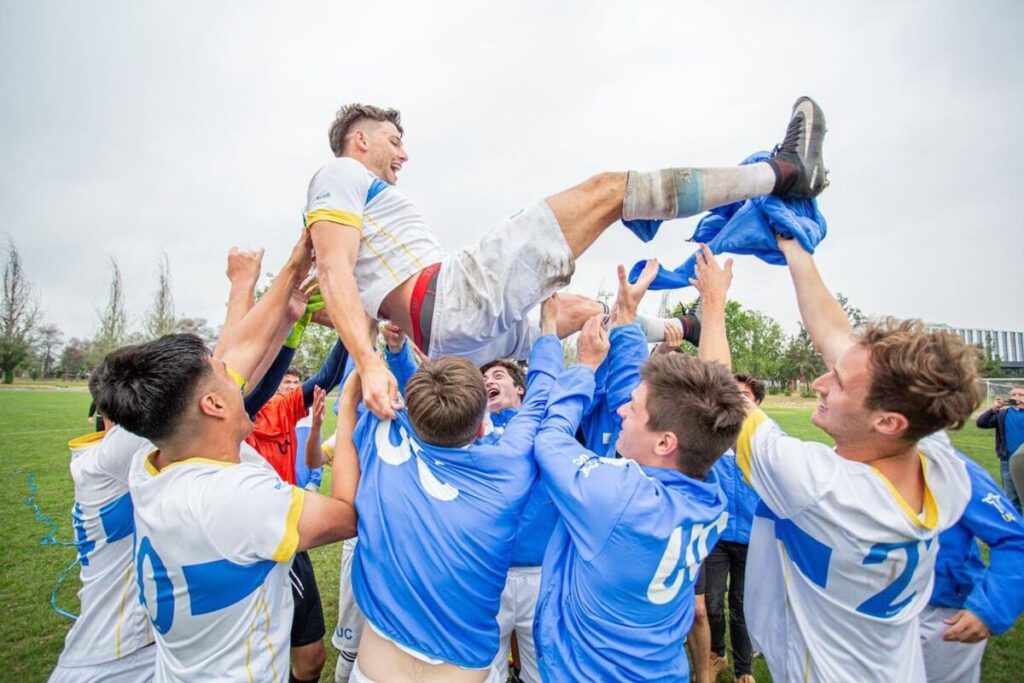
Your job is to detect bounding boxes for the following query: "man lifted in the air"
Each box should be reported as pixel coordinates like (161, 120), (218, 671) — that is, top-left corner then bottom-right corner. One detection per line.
(306, 98), (827, 417)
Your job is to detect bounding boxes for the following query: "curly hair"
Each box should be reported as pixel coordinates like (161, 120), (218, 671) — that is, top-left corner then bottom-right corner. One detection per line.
(480, 358), (526, 392)
(328, 104), (403, 157)
(857, 318), (983, 442)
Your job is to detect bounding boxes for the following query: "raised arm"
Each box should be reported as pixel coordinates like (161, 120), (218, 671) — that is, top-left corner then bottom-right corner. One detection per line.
(305, 386), (328, 470)
(301, 338), (349, 408)
(215, 234), (312, 385)
(310, 222), (397, 419)
(382, 322), (419, 394)
(777, 235), (853, 369)
(689, 243), (733, 369)
(495, 296), (563, 451)
(218, 247), (264, 344)
(330, 371), (363, 507)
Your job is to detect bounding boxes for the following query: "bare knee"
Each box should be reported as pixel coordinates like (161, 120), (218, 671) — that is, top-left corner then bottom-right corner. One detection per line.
(554, 293), (603, 339)
(292, 640), (326, 680)
(694, 594), (708, 622)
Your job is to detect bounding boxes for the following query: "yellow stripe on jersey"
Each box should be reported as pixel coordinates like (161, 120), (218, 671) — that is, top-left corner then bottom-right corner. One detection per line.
(869, 453), (938, 529)
(735, 408), (770, 484)
(363, 212), (427, 270)
(305, 208), (363, 231)
(226, 367), (247, 392)
(271, 487), (305, 563)
(359, 234), (404, 284)
(115, 564), (133, 659)
(259, 586), (280, 683)
(68, 430), (106, 449)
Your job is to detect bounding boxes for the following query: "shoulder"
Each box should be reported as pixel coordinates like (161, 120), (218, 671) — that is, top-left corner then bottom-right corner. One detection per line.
(310, 157), (374, 187)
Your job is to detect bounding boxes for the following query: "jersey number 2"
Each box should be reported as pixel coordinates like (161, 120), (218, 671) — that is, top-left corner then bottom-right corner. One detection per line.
(856, 540), (920, 619)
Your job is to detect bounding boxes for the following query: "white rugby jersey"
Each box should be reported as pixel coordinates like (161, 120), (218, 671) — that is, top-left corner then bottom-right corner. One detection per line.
(128, 443), (304, 683)
(736, 409), (971, 683)
(305, 157), (444, 319)
(57, 427), (153, 668)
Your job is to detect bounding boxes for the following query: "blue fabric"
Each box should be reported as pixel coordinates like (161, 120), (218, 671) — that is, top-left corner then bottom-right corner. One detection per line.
(533, 365), (728, 682)
(579, 323), (648, 457)
(627, 151), (828, 290)
(293, 425), (323, 489)
(350, 335), (561, 667)
(929, 453), (1024, 634)
(1004, 409), (1024, 456)
(244, 346), (296, 419)
(710, 452), (759, 544)
(384, 341), (419, 395)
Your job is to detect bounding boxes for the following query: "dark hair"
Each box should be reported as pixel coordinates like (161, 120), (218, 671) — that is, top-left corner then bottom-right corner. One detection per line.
(405, 357), (487, 447)
(284, 367), (302, 380)
(328, 104), (403, 157)
(641, 354), (747, 478)
(733, 372), (766, 405)
(480, 358), (526, 391)
(857, 318), (983, 442)
(92, 334), (213, 443)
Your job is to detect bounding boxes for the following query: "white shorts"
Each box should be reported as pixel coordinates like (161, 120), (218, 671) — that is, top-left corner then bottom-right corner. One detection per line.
(49, 644), (155, 683)
(333, 538), (365, 677)
(491, 565), (542, 683)
(919, 605), (986, 683)
(429, 201), (574, 365)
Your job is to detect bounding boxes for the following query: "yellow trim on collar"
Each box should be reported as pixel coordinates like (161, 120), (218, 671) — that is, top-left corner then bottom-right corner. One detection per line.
(870, 453), (938, 529)
(144, 452), (236, 476)
(68, 430), (106, 449)
(305, 208), (363, 231)
(271, 487), (305, 563)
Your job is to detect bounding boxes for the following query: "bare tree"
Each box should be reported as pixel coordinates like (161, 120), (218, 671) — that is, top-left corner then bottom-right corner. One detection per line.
(91, 257), (127, 363)
(34, 323), (64, 378)
(0, 238), (40, 383)
(146, 252), (176, 339)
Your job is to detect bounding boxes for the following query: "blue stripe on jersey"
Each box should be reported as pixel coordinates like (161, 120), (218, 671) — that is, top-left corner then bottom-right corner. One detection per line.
(366, 178), (389, 204)
(755, 501), (832, 588)
(182, 558), (277, 616)
(99, 492), (135, 543)
(72, 503), (95, 566)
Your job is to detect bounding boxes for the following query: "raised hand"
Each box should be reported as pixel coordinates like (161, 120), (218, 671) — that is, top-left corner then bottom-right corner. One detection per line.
(361, 357), (399, 420)
(226, 247), (264, 286)
(614, 259), (659, 325)
(577, 314), (610, 371)
(688, 243), (732, 305)
(540, 294), (560, 336)
(381, 322), (407, 354)
(654, 319), (684, 355)
(310, 386), (326, 432)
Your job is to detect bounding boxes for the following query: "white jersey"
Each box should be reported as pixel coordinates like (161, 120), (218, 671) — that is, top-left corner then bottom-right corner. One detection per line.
(56, 427), (153, 668)
(736, 409), (971, 683)
(305, 157), (444, 319)
(128, 443), (305, 683)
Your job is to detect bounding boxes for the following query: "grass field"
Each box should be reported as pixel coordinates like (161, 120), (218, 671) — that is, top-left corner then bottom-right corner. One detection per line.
(1, 390), (1020, 681)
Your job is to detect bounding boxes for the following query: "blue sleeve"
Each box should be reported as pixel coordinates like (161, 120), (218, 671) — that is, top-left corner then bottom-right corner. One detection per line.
(534, 365), (646, 560)
(301, 339), (349, 407)
(497, 335), (563, 453)
(244, 346), (296, 419)
(385, 341), (418, 395)
(958, 459), (1024, 634)
(605, 323), (648, 415)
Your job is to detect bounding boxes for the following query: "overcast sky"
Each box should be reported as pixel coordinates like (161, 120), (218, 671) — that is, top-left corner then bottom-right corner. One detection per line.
(2, 1), (1022, 343)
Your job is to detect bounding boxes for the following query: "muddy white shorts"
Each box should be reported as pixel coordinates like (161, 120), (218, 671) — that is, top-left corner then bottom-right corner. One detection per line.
(48, 643), (155, 683)
(333, 537), (365, 682)
(491, 565), (542, 683)
(427, 201), (574, 365)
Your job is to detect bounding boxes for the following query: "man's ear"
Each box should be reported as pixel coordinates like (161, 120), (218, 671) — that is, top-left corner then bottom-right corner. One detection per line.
(873, 411), (910, 439)
(654, 430), (679, 458)
(516, 385), (525, 398)
(197, 389), (230, 421)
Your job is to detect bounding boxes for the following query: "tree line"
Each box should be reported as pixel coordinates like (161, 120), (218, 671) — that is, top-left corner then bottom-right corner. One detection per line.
(1, 237), (1016, 385)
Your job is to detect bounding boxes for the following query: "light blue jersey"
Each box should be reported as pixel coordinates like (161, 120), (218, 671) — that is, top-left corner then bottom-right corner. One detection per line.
(579, 323), (647, 456)
(533, 366), (728, 682)
(930, 454), (1024, 634)
(351, 335), (561, 668)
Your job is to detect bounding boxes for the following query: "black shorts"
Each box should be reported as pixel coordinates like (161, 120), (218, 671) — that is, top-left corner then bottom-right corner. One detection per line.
(693, 562), (706, 596)
(290, 550), (326, 647)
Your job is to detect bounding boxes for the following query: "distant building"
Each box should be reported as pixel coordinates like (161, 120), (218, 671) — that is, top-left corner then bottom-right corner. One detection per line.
(926, 323), (1024, 370)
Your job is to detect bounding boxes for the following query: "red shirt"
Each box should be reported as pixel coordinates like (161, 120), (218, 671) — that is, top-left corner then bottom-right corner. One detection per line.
(244, 389), (307, 485)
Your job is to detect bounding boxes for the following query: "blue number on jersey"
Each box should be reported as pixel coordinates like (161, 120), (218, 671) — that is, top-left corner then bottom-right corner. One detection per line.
(856, 540), (920, 618)
(136, 536), (175, 634)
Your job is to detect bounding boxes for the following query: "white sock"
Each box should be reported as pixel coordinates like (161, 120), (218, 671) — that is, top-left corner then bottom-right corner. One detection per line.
(623, 164), (776, 221)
